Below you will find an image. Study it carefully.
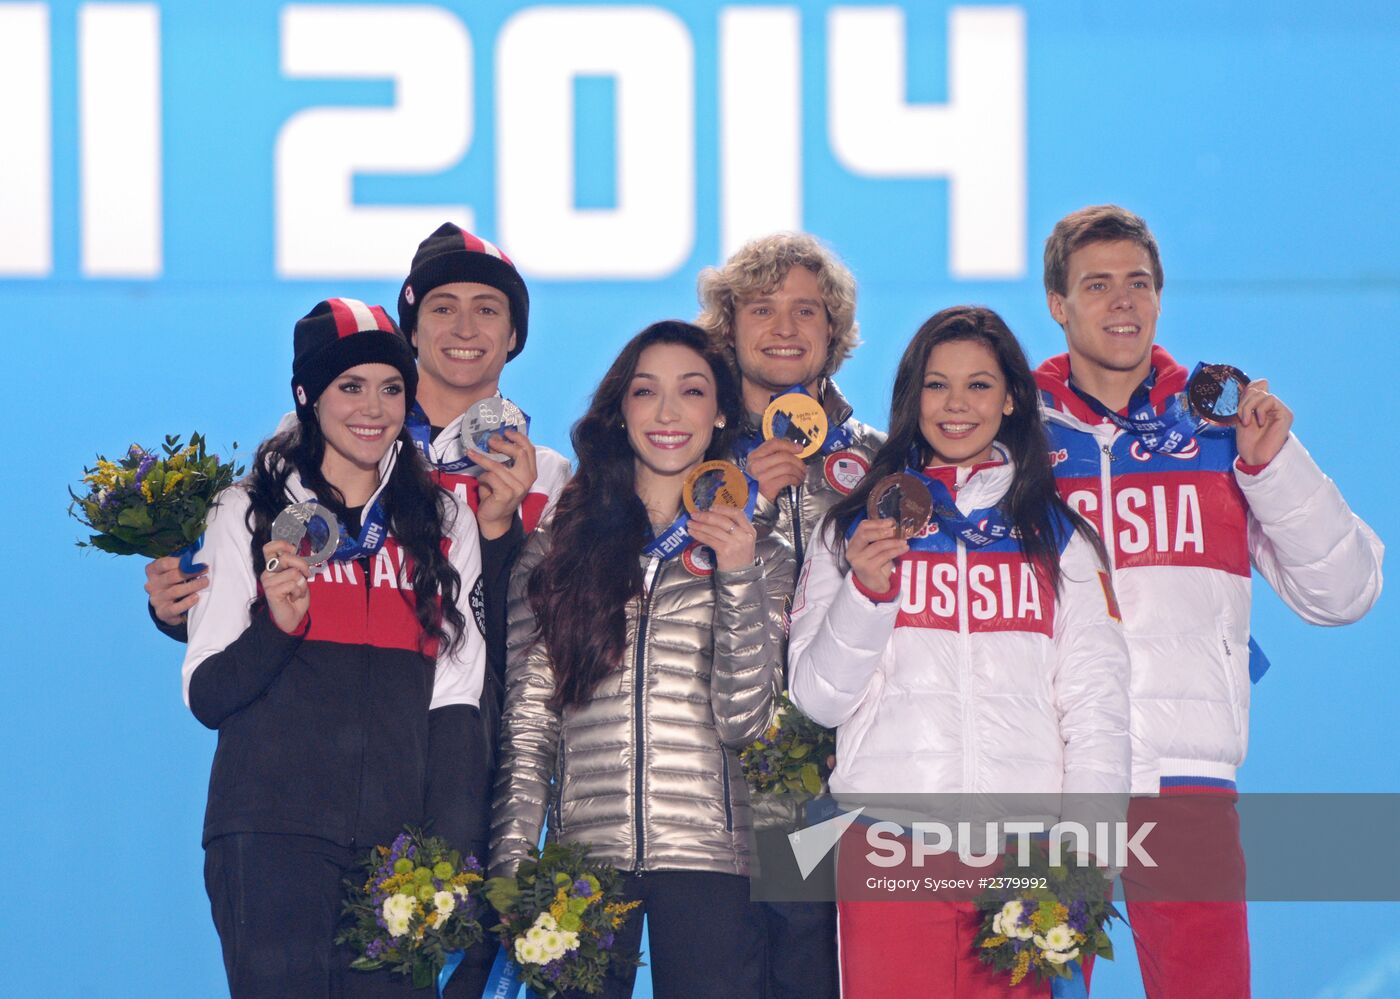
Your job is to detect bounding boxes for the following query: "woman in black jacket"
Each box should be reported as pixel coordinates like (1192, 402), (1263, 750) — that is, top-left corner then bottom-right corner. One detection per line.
(182, 299), (490, 998)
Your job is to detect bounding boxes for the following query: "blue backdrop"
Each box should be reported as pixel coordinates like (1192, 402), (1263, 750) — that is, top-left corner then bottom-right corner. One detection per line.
(6, 1), (1397, 995)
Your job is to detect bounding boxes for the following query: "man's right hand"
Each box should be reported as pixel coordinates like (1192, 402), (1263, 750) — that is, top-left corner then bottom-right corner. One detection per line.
(745, 438), (807, 501)
(145, 556), (209, 626)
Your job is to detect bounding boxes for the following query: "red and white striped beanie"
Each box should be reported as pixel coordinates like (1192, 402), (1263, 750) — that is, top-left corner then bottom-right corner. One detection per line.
(291, 298), (417, 419)
(397, 222), (530, 359)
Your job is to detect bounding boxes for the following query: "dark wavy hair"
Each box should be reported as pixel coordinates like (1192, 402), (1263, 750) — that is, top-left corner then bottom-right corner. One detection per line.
(825, 305), (1105, 591)
(244, 419), (465, 656)
(528, 320), (744, 711)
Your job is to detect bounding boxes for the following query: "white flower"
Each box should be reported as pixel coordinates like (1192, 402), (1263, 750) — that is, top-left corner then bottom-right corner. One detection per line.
(432, 891), (456, 920)
(558, 930), (580, 954)
(514, 937), (545, 965)
(535, 913), (558, 932)
(1044, 947), (1080, 965)
(382, 893), (415, 938)
(540, 930), (567, 959)
(992, 912), (1004, 935)
(1042, 924), (1074, 951)
(998, 901), (1034, 940)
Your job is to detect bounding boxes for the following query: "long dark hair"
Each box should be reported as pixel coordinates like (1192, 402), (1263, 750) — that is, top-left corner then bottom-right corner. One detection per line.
(528, 320), (744, 711)
(244, 419), (466, 656)
(825, 305), (1105, 591)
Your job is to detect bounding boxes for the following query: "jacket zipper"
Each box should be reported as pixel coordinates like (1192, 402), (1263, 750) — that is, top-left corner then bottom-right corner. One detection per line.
(956, 542), (976, 791)
(1097, 436), (1118, 572)
(632, 556), (662, 872)
(719, 749), (734, 831)
(787, 483), (806, 569)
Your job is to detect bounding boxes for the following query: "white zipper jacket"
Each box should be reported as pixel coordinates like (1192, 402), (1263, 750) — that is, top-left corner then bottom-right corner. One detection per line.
(788, 454), (1131, 824)
(1037, 348), (1384, 793)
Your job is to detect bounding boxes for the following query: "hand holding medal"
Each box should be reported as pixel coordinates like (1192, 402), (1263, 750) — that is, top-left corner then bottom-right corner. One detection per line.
(681, 460), (757, 571)
(460, 397), (539, 538)
(261, 501), (340, 632)
(845, 473), (927, 595)
(1187, 362), (1293, 465)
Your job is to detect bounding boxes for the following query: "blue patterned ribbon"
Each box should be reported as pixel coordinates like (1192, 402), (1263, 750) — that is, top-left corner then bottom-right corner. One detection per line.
(1051, 959), (1088, 998)
(437, 949), (464, 998)
(1068, 366), (1203, 456)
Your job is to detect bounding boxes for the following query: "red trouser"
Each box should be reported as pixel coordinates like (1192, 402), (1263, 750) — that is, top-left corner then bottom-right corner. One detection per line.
(1121, 791), (1251, 999)
(834, 826), (1053, 998)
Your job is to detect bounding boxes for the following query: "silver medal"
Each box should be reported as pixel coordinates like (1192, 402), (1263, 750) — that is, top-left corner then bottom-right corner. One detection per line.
(271, 501), (341, 566)
(460, 396), (526, 466)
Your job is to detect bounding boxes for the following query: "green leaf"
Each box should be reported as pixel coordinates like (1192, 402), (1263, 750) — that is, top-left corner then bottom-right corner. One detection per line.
(117, 506), (153, 529)
(412, 962), (432, 989)
(786, 743), (811, 759)
(799, 762), (822, 795)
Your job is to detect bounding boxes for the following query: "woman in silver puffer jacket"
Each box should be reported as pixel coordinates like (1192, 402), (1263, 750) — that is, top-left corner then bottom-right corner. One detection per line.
(490, 321), (792, 999)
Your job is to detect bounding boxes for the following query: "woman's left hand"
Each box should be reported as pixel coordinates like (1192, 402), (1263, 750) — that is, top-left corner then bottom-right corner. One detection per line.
(688, 505), (757, 572)
(1234, 377), (1293, 467)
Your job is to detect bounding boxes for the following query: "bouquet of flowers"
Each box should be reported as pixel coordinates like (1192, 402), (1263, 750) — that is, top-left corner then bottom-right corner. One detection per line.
(68, 433), (241, 558)
(740, 690), (836, 798)
(483, 842), (642, 996)
(338, 829), (487, 990)
(973, 844), (1119, 986)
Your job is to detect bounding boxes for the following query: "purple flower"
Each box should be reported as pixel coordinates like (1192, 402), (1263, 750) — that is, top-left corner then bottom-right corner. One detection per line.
(573, 879), (593, 898)
(366, 938), (386, 959)
(544, 960), (564, 982)
(133, 452), (157, 485)
(1067, 900), (1089, 932)
(600, 932), (615, 950)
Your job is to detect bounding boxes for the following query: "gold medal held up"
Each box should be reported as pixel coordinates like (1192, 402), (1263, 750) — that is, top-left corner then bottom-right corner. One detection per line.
(866, 473), (933, 540)
(762, 392), (828, 459)
(683, 460), (750, 515)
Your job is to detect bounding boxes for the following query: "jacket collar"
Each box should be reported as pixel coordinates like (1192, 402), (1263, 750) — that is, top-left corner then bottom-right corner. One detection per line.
(284, 439), (402, 512)
(1035, 345), (1188, 429)
(920, 443), (1013, 512)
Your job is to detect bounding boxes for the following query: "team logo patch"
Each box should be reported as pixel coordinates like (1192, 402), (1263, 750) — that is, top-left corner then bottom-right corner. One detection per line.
(1130, 438), (1200, 462)
(404, 284), (416, 306)
(469, 575), (486, 636)
(681, 542), (715, 577)
(295, 385), (307, 405)
(824, 451), (870, 494)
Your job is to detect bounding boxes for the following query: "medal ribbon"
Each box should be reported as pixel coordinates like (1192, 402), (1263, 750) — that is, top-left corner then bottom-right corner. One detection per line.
(641, 472), (760, 561)
(329, 493), (393, 561)
(846, 464), (1015, 551)
(405, 399), (532, 474)
(732, 384), (855, 468)
(1068, 366), (1205, 455)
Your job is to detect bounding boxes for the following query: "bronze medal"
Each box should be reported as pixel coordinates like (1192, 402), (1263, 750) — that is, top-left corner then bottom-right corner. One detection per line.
(761, 392), (829, 459)
(271, 501), (341, 566)
(683, 460), (750, 515)
(866, 473), (933, 539)
(1187, 363), (1250, 426)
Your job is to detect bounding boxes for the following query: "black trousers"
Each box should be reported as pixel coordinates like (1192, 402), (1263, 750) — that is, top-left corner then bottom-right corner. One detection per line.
(578, 870), (764, 999)
(749, 827), (839, 999)
(204, 833), (489, 999)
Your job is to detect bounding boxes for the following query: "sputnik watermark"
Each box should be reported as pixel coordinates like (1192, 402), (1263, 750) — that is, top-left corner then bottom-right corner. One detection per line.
(788, 810), (1156, 880)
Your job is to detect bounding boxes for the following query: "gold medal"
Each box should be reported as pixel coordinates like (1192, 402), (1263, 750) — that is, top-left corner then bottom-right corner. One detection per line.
(683, 460), (750, 515)
(866, 473), (933, 540)
(762, 392), (829, 459)
(1187, 363), (1250, 426)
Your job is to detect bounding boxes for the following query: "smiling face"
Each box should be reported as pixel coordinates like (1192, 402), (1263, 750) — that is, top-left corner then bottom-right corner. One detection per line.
(410, 281), (518, 416)
(1047, 239), (1162, 389)
(622, 343), (720, 486)
(315, 362), (407, 483)
(732, 265), (833, 408)
(918, 339), (1013, 467)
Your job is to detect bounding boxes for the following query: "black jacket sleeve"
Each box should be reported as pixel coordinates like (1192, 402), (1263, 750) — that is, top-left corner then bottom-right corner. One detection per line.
(424, 703), (493, 860)
(477, 516), (525, 747)
(148, 601), (189, 643)
(187, 606), (305, 729)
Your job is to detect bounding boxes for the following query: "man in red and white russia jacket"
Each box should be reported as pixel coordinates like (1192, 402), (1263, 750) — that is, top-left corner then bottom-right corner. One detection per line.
(1036, 205), (1384, 999)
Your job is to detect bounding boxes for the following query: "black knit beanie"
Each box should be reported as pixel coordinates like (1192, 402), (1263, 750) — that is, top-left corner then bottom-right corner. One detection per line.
(291, 298), (418, 420)
(397, 223), (529, 359)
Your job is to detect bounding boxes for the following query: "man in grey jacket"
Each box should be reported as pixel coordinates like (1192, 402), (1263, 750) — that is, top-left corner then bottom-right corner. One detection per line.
(697, 233), (886, 999)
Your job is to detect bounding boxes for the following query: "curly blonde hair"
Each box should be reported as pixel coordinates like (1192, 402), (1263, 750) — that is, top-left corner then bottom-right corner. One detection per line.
(696, 232), (859, 378)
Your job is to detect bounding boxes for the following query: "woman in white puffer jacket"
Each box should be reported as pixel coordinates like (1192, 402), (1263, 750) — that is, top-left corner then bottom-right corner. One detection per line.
(788, 306), (1130, 998)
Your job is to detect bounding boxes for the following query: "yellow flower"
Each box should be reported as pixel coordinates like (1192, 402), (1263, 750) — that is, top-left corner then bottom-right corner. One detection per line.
(1010, 949), (1032, 985)
(140, 480), (153, 502)
(163, 471), (185, 495)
